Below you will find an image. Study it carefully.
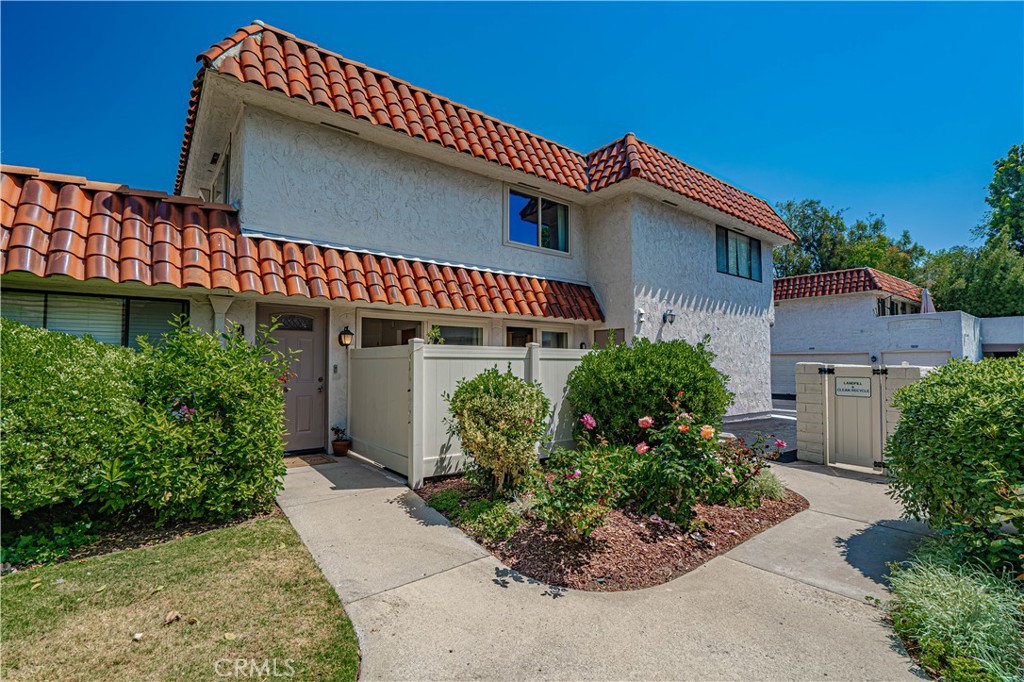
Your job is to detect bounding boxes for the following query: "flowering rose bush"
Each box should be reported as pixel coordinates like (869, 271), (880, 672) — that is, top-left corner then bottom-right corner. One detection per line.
(716, 434), (785, 507)
(445, 367), (550, 495)
(535, 445), (623, 540)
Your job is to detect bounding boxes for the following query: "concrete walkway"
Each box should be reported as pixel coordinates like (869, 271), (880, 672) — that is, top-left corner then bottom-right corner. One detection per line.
(278, 458), (927, 681)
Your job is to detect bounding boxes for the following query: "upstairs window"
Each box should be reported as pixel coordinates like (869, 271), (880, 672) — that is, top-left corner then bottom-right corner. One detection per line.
(716, 226), (762, 282)
(508, 189), (569, 253)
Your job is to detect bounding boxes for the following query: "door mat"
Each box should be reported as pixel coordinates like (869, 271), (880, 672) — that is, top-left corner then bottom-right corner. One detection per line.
(284, 454), (334, 468)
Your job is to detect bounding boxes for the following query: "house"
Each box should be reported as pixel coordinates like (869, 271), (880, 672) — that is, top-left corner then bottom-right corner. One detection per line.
(770, 267), (1023, 397)
(1, 21), (796, 468)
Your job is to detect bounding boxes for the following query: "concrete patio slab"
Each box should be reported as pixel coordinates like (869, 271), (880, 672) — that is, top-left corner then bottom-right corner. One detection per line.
(277, 459), (487, 604)
(727, 509), (924, 601)
(279, 456), (926, 680)
(346, 554), (917, 681)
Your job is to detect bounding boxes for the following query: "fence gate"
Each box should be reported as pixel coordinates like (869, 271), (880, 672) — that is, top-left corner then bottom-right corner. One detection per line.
(796, 363), (930, 471)
(825, 366), (882, 469)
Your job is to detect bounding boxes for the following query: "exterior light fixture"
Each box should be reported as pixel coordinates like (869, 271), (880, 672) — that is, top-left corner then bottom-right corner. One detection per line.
(663, 309), (676, 325)
(636, 308), (646, 325)
(337, 326), (355, 347)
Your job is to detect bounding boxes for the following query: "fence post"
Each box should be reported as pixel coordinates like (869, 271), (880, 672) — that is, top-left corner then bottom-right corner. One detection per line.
(408, 338), (425, 489)
(525, 342), (541, 384)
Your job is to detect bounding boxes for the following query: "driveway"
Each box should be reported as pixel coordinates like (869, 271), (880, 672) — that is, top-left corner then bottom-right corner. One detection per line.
(278, 458), (926, 681)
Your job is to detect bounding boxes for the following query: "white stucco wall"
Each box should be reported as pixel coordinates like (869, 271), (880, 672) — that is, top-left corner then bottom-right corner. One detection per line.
(773, 294), (980, 359)
(584, 195), (634, 335)
(628, 196), (775, 415)
(980, 316), (1024, 352)
(238, 107), (588, 283)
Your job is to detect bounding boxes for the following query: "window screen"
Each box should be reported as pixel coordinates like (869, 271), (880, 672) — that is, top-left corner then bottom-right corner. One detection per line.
(438, 325), (483, 346)
(46, 295), (123, 345)
(541, 331), (568, 349)
(2, 291), (45, 327)
(128, 299), (187, 348)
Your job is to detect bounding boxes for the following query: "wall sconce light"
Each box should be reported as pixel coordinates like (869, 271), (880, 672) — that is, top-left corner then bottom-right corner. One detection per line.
(636, 308), (646, 325)
(663, 309), (676, 325)
(337, 326), (355, 347)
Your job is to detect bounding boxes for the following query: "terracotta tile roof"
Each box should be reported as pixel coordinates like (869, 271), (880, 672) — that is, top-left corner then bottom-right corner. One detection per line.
(585, 135), (795, 241)
(1, 167), (603, 322)
(773, 268), (922, 302)
(175, 22), (794, 241)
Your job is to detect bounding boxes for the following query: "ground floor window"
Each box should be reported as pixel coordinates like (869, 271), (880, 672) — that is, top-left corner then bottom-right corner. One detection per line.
(506, 326), (534, 347)
(360, 317), (421, 348)
(594, 328), (625, 349)
(1, 290), (187, 348)
(436, 325), (483, 346)
(541, 330), (568, 349)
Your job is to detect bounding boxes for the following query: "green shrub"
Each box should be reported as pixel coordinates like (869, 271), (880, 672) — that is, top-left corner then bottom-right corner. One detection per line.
(535, 444), (627, 540)
(445, 367), (550, 495)
(743, 468), (787, 502)
(120, 323), (289, 522)
(888, 538), (1024, 682)
(426, 489), (466, 517)
(884, 356), (1024, 570)
(565, 337), (733, 445)
(459, 499), (523, 542)
(0, 517), (106, 566)
(0, 320), (142, 517)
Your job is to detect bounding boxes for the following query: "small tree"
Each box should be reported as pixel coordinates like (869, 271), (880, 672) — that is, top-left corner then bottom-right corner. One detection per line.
(445, 367), (550, 495)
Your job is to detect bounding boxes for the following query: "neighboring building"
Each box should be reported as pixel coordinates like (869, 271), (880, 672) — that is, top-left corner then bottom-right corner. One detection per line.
(1, 21), (796, 458)
(771, 267), (1023, 397)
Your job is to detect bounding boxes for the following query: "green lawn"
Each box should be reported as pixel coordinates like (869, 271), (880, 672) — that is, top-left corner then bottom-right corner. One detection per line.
(1, 516), (359, 681)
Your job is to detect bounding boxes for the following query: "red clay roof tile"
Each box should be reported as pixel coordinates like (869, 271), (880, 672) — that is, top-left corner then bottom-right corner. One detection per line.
(773, 268), (923, 302)
(173, 22), (793, 241)
(3, 166), (601, 322)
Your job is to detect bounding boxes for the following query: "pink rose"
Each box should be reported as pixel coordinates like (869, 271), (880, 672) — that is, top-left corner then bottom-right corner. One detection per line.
(677, 412), (692, 422)
(638, 416), (654, 429)
(580, 413), (597, 431)
(775, 439), (787, 449)
(635, 442), (650, 455)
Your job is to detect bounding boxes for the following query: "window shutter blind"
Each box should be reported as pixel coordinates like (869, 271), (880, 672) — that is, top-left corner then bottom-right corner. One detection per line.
(751, 239), (762, 281)
(46, 295), (123, 344)
(2, 291), (45, 327)
(128, 300), (185, 348)
(716, 227), (728, 273)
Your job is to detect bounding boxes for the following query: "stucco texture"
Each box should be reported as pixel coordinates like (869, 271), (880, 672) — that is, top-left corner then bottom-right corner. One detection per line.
(239, 108), (588, 283)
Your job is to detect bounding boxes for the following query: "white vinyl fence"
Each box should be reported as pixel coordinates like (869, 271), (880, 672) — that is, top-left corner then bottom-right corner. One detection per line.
(348, 340), (589, 488)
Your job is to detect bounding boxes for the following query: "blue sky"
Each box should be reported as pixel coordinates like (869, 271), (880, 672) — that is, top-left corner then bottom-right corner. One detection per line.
(2, 2), (1021, 252)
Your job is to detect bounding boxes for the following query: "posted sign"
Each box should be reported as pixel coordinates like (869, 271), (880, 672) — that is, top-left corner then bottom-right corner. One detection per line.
(835, 377), (871, 398)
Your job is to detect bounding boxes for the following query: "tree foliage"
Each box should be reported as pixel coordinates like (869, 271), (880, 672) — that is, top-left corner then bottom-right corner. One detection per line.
(975, 143), (1024, 253)
(919, 234), (1024, 317)
(773, 200), (926, 280)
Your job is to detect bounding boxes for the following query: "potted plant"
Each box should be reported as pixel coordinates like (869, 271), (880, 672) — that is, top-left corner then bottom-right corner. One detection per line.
(331, 426), (352, 456)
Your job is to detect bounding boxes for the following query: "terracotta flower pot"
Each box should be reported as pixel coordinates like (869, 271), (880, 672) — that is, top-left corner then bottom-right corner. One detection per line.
(331, 439), (351, 456)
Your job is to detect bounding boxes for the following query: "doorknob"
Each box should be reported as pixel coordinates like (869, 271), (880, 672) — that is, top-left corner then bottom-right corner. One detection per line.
(318, 386), (324, 393)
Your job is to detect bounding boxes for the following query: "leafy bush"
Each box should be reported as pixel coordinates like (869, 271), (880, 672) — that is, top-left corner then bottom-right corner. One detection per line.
(888, 538), (1024, 682)
(0, 517), (106, 566)
(0, 320), (142, 517)
(425, 489), (466, 517)
(885, 356), (1024, 570)
(717, 434), (786, 507)
(535, 444), (625, 540)
(445, 367), (550, 495)
(565, 337), (733, 445)
(120, 323), (289, 522)
(742, 469), (787, 502)
(459, 500), (523, 542)
(627, 411), (728, 525)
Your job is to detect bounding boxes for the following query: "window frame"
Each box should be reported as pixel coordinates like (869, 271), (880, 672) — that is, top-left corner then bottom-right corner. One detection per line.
(1, 288), (189, 347)
(504, 186), (572, 258)
(501, 322), (575, 348)
(715, 225), (763, 282)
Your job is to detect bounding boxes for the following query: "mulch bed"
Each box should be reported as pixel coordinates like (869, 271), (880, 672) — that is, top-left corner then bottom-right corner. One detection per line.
(419, 476), (808, 591)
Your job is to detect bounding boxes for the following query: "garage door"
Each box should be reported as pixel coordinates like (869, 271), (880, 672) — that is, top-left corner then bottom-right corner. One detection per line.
(881, 350), (951, 367)
(771, 353), (872, 397)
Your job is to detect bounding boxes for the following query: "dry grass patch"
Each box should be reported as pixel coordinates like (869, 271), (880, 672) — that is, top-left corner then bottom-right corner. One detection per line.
(1, 517), (358, 681)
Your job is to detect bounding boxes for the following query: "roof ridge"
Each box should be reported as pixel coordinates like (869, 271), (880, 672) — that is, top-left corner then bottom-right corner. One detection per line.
(241, 23), (585, 160)
(1, 164), (235, 210)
